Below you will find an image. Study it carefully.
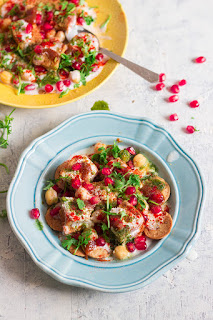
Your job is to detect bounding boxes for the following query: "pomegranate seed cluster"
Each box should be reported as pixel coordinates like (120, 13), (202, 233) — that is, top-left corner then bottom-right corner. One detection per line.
(41, 141), (172, 261)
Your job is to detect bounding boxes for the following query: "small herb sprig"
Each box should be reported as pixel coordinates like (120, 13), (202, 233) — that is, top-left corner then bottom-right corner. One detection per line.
(0, 109), (15, 148)
(62, 229), (92, 254)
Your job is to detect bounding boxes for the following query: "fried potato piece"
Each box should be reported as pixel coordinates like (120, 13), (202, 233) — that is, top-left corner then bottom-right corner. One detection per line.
(142, 176), (170, 203)
(83, 241), (111, 259)
(45, 208), (63, 232)
(69, 245), (85, 257)
(144, 213), (172, 240)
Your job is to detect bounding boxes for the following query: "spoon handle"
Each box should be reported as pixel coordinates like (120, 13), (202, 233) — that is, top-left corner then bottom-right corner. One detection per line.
(100, 47), (159, 83)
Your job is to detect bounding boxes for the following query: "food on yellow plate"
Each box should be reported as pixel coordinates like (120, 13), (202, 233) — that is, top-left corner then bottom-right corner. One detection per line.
(0, 0), (108, 96)
(43, 141), (173, 261)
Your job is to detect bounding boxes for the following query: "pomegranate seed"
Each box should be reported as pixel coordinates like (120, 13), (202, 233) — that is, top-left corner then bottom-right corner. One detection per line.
(128, 195), (137, 206)
(150, 205), (162, 215)
(104, 177), (114, 186)
(169, 113), (179, 121)
(156, 83), (165, 91)
(179, 79), (187, 86)
(45, 84), (53, 93)
(62, 191), (73, 197)
(36, 13), (42, 25)
(195, 56), (206, 63)
(52, 184), (62, 193)
(25, 84), (36, 91)
(90, 196), (100, 205)
(96, 53), (104, 61)
(72, 61), (82, 70)
(46, 11), (53, 21)
(169, 95), (179, 103)
(134, 236), (147, 250)
(159, 73), (166, 82)
(117, 198), (123, 206)
(94, 224), (103, 234)
(43, 22), (53, 31)
(50, 206), (60, 216)
(125, 186), (136, 195)
(5, 46), (12, 52)
(34, 45), (42, 54)
(30, 208), (40, 219)
(150, 192), (164, 204)
(72, 178), (81, 189)
(72, 163), (82, 171)
(40, 31), (45, 39)
(70, 0), (79, 4)
(126, 242), (136, 253)
(189, 100), (199, 108)
(82, 182), (94, 191)
(72, 232), (80, 240)
(92, 64), (99, 72)
(186, 126), (195, 134)
(170, 84), (180, 93)
(26, 23), (33, 34)
(60, 69), (69, 78)
(12, 76), (19, 85)
(56, 81), (64, 92)
(34, 66), (46, 73)
(126, 147), (136, 155)
(127, 160), (134, 169)
(63, 79), (71, 87)
(77, 16), (84, 25)
(96, 237), (106, 246)
(102, 167), (111, 176)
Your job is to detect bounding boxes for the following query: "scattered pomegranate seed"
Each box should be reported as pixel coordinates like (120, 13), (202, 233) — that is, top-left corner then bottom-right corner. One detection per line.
(169, 95), (179, 103)
(155, 83), (165, 91)
(52, 184), (62, 193)
(77, 16), (84, 25)
(26, 23), (33, 34)
(96, 53), (104, 61)
(150, 191), (164, 204)
(45, 84), (53, 93)
(62, 190), (73, 197)
(72, 232), (80, 240)
(72, 61), (82, 70)
(25, 84), (36, 91)
(179, 79), (187, 86)
(72, 177), (81, 189)
(72, 163), (82, 171)
(34, 45), (42, 54)
(60, 69), (69, 78)
(186, 125), (198, 134)
(128, 195), (137, 206)
(12, 76), (19, 85)
(169, 113), (179, 121)
(195, 56), (206, 63)
(92, 64), (99, 72)
(70, 0), (79, 4)
(82, 182), (94, 191)
(102, 167), (111, 176)
(127, 160), (134, 169)
(46, 11), (53, 21)
(56, 81), (64, 92)
(125, 186), (136, 195)
(50, 206), (60, 216)
(96, 237), (106, 246)
(34, 66), (46, 73)
(104, 177), (114, 186)
(5, 46), (12, 52)
(30, 208), (40, 219)
(94, 224), (102, 235)
(43, 22), (53, 31)
(36, 13), (42, 25)
(189, 100), (199, 108)
(126, 242), (136, 253)
(170, 84), (180, 93)
(117, 198), (123, 206)
(90, 196), (100, 205)
(150, 205), (162, 215)
(134, 236), (147, 251)
(159, 73), (166, 82)
(63, 79), (71, 87)
(126, 147), (136, 155)
(40, 31), (45, 39)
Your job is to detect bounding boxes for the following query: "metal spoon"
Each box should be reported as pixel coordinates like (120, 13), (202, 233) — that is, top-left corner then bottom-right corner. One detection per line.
(80, 29), (159, 83)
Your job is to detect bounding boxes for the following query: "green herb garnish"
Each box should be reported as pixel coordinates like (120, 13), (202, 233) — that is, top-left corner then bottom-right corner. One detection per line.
(59, 88), (70, 98)
(76, 198), (85, 210)
(0, 209), (7, 218)
(35, 219), (43, 231)
(43, 179), (55, 190)
(91, 100), (110, 111)
(0, 163), (9, 174)
(0, 109), (15, 148)
(100, 15), (111, 30)
(62, 229), (92, 254)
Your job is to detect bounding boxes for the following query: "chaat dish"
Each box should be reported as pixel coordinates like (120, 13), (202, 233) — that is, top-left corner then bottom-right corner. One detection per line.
(44, 141), (173, 261)
(0, 0), (107, 96)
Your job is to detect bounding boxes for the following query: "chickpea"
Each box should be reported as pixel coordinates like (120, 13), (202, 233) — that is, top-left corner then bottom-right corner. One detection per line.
(45, 187), (58, 206)
(55, 31), (65, 42)
(113, 246), (129, 260)
(94, 142), (106, 154)
(0, 71), (12, 84)
(21, 69), (35, 82)
(46, 29), (56, 39)
(69, 70), (80, 84)
(133, 154), (147, 168)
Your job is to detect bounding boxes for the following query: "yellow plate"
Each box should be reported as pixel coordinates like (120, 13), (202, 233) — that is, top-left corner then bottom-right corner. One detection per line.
(0, 0), (128, 109)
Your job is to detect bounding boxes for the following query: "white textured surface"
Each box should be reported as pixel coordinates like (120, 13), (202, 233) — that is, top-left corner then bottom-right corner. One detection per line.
(0, 0), (213, 319)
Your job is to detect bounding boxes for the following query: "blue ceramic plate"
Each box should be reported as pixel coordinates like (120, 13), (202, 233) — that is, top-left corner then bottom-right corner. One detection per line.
(7, 112), (205, 292)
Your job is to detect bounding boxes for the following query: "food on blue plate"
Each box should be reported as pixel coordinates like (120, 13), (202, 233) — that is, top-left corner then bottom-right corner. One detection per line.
(44, 141), (173, 261)
(0, 0), (107, 96)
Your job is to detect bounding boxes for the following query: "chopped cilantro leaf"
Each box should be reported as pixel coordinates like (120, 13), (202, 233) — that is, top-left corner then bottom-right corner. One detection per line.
(59, 89), (70, 98)
(91, 100), (110, 111)
(100, 15), (111, 30)
(0, 163), (9, 174)
(0, 209), (7, 218)
(35, 219), (43, 231)
(43, 179), (55, 191)
(0, 109), (15, 149)
(76, 198), (85, 210)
